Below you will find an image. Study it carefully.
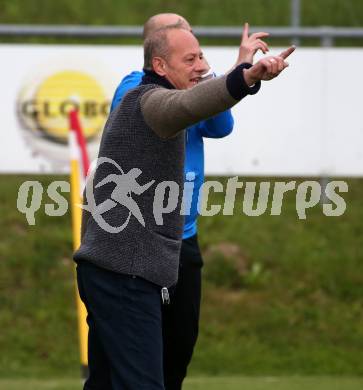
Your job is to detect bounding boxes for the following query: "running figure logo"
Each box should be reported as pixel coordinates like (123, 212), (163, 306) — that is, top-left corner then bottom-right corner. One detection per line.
(82, 157), (155, 233)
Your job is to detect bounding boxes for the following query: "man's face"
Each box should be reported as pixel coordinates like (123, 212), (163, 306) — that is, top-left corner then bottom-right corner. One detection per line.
(160, 29), (208, 90)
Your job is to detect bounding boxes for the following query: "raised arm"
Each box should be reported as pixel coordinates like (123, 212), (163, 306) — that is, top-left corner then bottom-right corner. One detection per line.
(198, 111), (234, 139)
(198, 22), (271, 139)
(141, 64), (259, 139)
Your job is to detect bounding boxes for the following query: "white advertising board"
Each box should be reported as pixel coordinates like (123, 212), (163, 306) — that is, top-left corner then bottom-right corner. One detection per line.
(0, 44), (362, 176)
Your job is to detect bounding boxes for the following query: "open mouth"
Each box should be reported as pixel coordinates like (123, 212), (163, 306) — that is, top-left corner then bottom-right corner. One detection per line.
(190, 77), (201, 85)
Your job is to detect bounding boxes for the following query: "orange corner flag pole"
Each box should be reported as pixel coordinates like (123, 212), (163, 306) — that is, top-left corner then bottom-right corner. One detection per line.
(69, 109), (90, 377)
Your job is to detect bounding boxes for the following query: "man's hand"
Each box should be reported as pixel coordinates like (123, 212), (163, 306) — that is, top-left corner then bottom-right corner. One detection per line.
(235, 22), (269, 66)
(243, 46), (296, 86)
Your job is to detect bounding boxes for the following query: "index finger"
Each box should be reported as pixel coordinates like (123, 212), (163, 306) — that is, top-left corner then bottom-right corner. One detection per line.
(250, 32), (270, 40)
(242, 22), (249, 41)
(279, 45), (296, 59)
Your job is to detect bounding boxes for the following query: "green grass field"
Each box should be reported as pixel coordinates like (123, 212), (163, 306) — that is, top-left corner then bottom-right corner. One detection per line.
(1, 175), (363, 379)
(2, 376), (363, 390)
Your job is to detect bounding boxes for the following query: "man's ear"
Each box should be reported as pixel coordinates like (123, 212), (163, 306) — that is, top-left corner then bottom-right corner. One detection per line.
(152, 57), (167, 76)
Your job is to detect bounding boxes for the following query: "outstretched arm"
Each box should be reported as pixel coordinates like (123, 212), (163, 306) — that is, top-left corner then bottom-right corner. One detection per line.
(141, 71), (250, 139)
(141, 46), (295, 139)
(198, 23), (271, 139)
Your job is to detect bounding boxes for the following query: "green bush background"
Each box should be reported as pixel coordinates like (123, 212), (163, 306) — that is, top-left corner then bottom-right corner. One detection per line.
(1, 176), (363, 378)
(0, 0), (363, 46)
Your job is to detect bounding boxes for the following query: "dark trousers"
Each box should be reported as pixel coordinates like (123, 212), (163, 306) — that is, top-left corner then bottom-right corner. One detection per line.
(163, 234), (203, 390)
(76, 260), (164, 390)
(76, 234), (203, 390)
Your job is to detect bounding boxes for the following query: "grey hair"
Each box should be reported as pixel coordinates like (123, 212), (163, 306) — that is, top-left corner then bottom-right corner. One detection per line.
(143, 14), (188, 39)
(143, 24), (184, 71)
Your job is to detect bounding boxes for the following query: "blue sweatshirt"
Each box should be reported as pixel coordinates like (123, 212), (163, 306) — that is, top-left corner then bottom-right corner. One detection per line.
(110, 71), (234, 239)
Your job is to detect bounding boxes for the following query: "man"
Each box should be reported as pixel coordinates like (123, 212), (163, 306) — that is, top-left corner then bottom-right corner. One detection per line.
(75, 24), (294, 390)
(110, 15), (270, 389)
